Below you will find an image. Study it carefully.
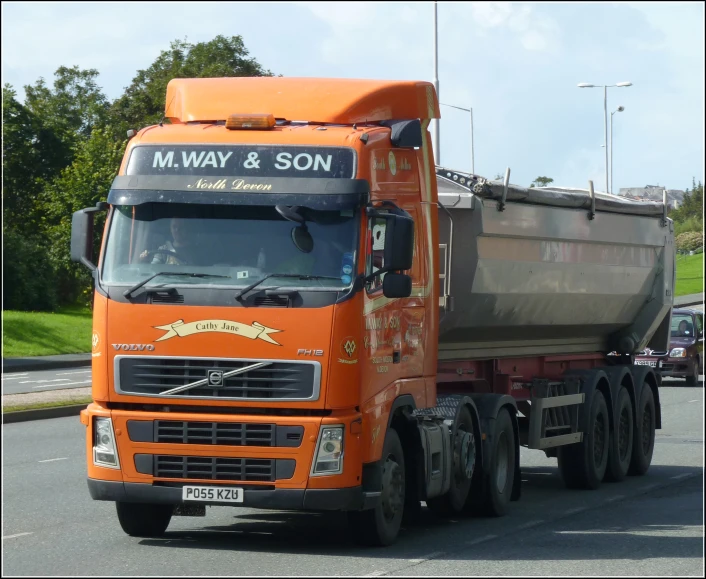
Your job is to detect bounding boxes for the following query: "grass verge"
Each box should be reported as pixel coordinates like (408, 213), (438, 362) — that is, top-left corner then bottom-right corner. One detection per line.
(2, 397), (92, 414)
(2, 305), (92, 358)
(675, 253), (704, 297)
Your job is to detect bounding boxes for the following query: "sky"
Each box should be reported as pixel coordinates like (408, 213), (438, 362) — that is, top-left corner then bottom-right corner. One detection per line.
(2, 1), (704, 193)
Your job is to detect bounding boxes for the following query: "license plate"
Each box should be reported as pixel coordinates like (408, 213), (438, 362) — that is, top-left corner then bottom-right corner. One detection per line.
(635, 360), (657, 367)
(182, 485), (243, 503)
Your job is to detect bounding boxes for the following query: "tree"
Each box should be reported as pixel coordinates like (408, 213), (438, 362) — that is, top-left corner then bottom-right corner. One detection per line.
(2, 84), (66, 234)
(23, 66), (109, 167)
(530, 176), (554, 188)
(41, 128), (125, 305)
(109, 35), (274, 137)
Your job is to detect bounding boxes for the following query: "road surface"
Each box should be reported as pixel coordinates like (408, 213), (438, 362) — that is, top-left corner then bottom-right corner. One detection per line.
(3, 386), (703, 576)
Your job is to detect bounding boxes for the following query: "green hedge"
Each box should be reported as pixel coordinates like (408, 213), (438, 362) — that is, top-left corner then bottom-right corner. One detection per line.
(675, 230), (704, 253)
(3, 229), (58, 311)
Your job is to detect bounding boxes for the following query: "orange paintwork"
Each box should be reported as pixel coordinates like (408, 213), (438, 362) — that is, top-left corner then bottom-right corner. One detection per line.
(85, 77), (442, 495)
(164, 77), (440, 125)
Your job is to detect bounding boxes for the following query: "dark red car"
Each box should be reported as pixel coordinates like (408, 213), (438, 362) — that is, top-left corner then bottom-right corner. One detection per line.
(635, 308), (704, 386)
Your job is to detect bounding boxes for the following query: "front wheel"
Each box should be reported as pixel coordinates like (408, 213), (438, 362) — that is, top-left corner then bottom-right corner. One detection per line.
(349, 428), (405, 546)
(685, 359), (699, 387)
(116, 502), (173, 537)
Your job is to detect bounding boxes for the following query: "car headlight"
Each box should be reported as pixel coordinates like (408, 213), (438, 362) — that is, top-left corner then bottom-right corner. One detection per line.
(93, 417), (120, 468)
(311, 426), (344, 475)
(669, 348), (686, 358)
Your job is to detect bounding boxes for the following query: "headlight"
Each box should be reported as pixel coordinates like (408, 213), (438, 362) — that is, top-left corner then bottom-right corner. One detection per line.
(311, 426), (344, 475)
(669, 348), (686, 358)
(93, 417), (120, 468)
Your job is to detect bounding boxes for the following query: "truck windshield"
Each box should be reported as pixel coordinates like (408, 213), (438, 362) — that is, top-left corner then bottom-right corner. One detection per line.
(102, 203), (358, 290)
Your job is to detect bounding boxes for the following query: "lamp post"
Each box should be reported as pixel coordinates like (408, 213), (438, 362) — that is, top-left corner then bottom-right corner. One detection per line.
(432, 1), (440, 164)
(577, 82), (632, 194)
(610, 106), (625, 194)
(440, 103), (474, 174)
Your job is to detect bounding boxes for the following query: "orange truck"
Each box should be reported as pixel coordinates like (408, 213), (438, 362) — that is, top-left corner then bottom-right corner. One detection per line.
(73, 77), (674, 546)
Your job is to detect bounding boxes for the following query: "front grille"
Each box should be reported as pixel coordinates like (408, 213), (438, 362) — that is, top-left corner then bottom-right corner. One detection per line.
(156, 420), (275, 446)
(155, 455), (274, 481)
(641, 350), (668, 356)
(141, 455), (295, 481)
(117, 357), (319, 400)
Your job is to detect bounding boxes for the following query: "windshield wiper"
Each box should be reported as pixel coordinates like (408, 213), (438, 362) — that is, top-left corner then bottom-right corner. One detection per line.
(123, 272), (231, 298)
(234, 273), (341, 302)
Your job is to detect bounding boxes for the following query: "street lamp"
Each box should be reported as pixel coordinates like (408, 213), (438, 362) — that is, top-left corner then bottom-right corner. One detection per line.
(440, 103), (474, 174)
(432, 1), (440, 164)
(577, 82), (632, 194)
(610, 105), (625, 194)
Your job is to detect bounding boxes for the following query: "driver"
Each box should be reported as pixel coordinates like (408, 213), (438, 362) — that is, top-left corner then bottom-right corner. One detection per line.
(677, 319), (692, 336)
(140, 218), (196, 265)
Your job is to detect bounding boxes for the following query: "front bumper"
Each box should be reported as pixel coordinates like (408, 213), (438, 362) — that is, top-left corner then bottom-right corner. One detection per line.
(659, 360), (692, 378)
(88, 478), (378, 511)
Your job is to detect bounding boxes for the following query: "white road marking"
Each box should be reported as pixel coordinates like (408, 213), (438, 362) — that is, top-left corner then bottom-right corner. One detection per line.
(516, 519), (545, 530)
(671, 473), (691, 480)
(688, 399), (699, 403)
(563, 507), (587, 516)
(1, 374), (29, 380)
(38, 457), (68, 463)
(19, 379), (69, 384)
(407, 551), (445, 563)
(465, 534), (498, 546)
(3, 532), (33, 539)
(56, 370), (92, 376)
(603, 494), (625, 504)
(32, 381), (91, 389)
(363, 571), (388, 577)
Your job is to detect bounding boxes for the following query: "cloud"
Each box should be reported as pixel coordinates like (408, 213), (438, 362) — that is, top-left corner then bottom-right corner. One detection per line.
(469, 2), (560, 52)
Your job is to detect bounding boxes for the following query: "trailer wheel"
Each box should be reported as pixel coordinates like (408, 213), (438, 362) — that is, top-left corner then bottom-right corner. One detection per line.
(467, 408), (515, 517)
(115, 502), (172, 537)
(628, 384), (656, 476)
(604, 386), (634, 482)
(427, 406), (477, 516)
(349, 428), (405, 546)
(558, 389), (609, 490)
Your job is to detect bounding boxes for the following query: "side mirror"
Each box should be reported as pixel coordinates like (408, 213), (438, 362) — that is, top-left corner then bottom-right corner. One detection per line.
(383, 213), (414, 271)
(71, 202), (108, 270)
(71, 209), (96, 270)
(382, 272), (412, 298)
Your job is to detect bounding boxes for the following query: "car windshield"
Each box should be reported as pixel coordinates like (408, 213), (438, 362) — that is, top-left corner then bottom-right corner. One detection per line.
(670, 313), (695, 338)
(101, 203), (358, 290)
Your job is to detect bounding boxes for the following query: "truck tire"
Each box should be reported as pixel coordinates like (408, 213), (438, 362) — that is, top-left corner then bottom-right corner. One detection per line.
(115, 502), (172, 537)
(558, 389), (609, 490)
(348, 428), (405, 546)
(604, 386), (634, 482)
(628, 384), (656, 476)
(685, 359), (698, 387)
(467, 408), (515, 517)
(426, 406), (477, 516)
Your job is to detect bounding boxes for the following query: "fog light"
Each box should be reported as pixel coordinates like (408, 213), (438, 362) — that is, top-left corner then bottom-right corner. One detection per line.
(93, 417), (120, 469)
(312, 426), (344, 476)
